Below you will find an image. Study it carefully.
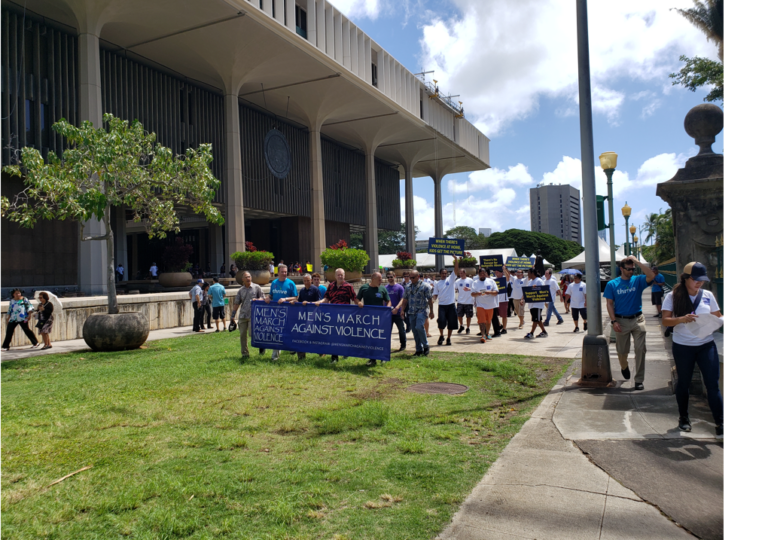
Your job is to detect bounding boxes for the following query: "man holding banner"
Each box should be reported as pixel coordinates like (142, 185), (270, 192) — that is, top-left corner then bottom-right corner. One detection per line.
(266, 264), (299, 360)
(455, 268), (475, 335)
(357, 272), (392, 366)
(230, 271), (266, 359)
(433, 255), (461, 346)
(316, 268), (363, 363)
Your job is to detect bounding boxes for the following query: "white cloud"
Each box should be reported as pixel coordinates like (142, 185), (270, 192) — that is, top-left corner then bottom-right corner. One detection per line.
(418, 0), (719, 136)
(400, 194), (436, 238)
(332, 0), (381, 20)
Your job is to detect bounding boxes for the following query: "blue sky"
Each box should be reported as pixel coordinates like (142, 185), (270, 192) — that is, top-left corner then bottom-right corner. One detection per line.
(333, 0), (722, 244)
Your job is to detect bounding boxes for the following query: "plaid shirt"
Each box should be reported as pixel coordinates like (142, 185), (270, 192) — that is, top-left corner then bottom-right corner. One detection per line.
(404, 279), (432, 315)
(326, 281), (357, 304)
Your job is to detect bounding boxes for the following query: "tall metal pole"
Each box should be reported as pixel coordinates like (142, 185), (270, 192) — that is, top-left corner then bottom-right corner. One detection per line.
(606, 169), (616, 279)
(576, 0), (601, 336)
(624, 215), (630, 256)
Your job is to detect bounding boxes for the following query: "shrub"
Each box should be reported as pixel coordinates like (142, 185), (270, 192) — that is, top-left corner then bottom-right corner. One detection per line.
(161, 238), (194, 272)
(231, 250), (274, 271)
(458, 256), (477, 268)
(321, 239), (370, 273)
(392, 259), (403, 268)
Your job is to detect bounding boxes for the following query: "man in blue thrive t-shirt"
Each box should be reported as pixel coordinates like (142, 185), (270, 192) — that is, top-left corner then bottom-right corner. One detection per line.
(604, 255), (655, 390)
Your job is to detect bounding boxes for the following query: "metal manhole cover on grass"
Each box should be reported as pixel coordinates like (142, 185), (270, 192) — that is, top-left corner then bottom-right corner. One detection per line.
(407, 382), (468, 395)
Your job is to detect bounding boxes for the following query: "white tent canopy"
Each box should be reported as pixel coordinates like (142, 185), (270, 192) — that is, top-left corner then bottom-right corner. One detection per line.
(561, 238), (647, 269)
(379, 248), (519, 270)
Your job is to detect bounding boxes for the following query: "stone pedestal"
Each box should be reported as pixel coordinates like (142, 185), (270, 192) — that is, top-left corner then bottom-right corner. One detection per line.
(656, 104), (723, 303)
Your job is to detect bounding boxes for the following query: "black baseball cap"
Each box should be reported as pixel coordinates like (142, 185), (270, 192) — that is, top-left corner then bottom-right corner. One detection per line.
(683, 262), (709, 282)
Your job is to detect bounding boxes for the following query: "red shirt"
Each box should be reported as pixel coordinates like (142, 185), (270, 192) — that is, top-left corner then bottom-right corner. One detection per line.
(326, 281), (357, 304)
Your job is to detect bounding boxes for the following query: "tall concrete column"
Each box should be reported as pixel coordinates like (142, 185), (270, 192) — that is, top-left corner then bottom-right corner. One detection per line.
(404, 164), (415, 256)
(309, 128), (326, 270)
(224, 93), (245, 265)
(433, 173), (444, 271)
(209, 222), (224, 274)
(77, 31), (108, 295)
(365, 149), (378, 273)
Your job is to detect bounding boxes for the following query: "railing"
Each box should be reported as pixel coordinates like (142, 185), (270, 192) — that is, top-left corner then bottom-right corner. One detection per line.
(714, 233), (723, 313)
(657, 258), (677, 289)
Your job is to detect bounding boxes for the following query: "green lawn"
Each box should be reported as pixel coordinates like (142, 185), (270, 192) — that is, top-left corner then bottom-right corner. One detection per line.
(2, 333), (570, 539)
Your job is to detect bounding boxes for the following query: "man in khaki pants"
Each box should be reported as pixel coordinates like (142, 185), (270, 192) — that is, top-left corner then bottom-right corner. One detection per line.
(604, 256), (655, 390)
(230, 271), (266, 359)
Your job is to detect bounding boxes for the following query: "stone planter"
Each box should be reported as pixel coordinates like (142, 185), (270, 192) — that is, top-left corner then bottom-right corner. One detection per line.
(235, 269), (271, 285)
(325, 270), (363, 282)
(459, 267), (477, 277)
(394, 267), (416, 277)
(82, 312), (150, 352)
(158, 272), (193, 288)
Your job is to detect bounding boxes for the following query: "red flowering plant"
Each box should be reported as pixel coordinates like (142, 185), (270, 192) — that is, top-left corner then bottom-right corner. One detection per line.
(458, 251), (477, 267)
(231, 242), (274, 271)
(392, 250), (417, 269)
(321, 239), (369, 272)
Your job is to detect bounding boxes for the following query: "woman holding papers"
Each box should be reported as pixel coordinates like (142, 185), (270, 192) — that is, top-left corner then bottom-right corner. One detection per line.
(661, 262), (723, 437)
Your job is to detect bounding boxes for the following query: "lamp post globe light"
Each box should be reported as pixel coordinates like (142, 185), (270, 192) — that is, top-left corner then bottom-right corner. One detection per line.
(621, 202), (632, 256)
(599, 151), (618, 279)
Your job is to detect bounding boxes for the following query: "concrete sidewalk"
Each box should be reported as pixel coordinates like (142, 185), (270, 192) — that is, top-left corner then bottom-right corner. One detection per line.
(439, 290), (723, 539)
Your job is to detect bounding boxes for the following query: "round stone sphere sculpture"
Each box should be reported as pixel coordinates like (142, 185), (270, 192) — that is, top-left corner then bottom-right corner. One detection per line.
(684, 104), (723, 155)
(83, 312), (150, 351)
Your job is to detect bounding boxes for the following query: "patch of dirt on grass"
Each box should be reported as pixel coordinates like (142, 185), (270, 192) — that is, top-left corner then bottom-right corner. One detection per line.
(350, 377), (404, 401)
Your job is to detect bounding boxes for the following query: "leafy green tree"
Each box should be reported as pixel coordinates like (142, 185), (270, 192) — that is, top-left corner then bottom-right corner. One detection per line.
(670, 55), (723, 103)
(377, 222), (420, 254)
(670, 0), (723, 103)
(640, 209), (665, 245)
(1, 114), (223, 315)
(485, 228), (583, 267)
(643, 209), (675, 264)
(445, 225), (488, 249)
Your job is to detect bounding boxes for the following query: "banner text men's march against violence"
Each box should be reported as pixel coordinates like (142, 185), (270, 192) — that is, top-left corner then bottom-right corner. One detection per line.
(250, 302), (392, 362)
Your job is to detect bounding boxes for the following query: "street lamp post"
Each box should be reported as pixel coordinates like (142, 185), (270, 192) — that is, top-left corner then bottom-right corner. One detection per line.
(634, 234), (639, 258)
(599, 152), (618, 280)
(630, 225), (637, 258)
(575, 0), (612, 387)
(621, 202), (631, 256)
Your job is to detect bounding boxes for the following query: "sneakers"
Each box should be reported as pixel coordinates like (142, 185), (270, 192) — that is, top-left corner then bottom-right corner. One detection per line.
(459, 325), (465, 333)
(524, 333), (534, 339)
(634, 382), (644, 391)
(556, 320), (564, 325)
(446, 338), (452, 346)
(366, 359), (377, 367)
(543, 322), (549, 327)
(480, 336), (486, 343)
(583, 323), (588, 332)
(573, 327), (579, 333)
(654, 313), (662, 318)
(259, 348), (266, 355)
(486, 335), (493, 341)
(466, 327), (471, 334)
(31, 342), (41, 348)
(621, 367), (630, 380)
(476, 332), (483, 337)
(536, 331), (548, 338)
(271, 351), (280, 361)
(423, 347), (430, 356)
(215, 329), (220, 332)
(413, 350), (424, 357)
(500, 329), (507, 334)
(679, 416), (692, 432)
(1, 347), (9, 351)
(331, 355), (339, 363)
(396, 345), (406, 352)
(437, 336), (445, 346)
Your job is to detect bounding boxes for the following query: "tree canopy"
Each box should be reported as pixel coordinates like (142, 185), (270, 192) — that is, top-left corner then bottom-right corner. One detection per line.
(1, 113), (223, 314)
(485, 228), (583, 267)
(445, 225), (488, 250)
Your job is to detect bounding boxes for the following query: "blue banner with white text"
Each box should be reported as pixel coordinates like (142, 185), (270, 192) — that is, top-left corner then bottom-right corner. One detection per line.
(250, 302), (392, 361)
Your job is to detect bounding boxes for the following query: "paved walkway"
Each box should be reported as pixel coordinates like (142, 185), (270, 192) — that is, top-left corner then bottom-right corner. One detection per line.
(438, 290), (723, 540)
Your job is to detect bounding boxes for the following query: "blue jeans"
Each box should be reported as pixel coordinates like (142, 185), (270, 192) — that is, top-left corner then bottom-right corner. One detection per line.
(545, 301), (563, 323)
(408, 311), (429, 352)
(672, 341), (723, 425)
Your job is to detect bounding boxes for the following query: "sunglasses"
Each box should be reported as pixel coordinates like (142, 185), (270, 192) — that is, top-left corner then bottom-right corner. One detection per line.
(410, 276), (419, 279)
(623, 266), (636, 271)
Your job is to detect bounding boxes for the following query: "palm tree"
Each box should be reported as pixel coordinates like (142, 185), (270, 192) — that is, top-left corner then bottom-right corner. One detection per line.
(640, 209), (664, 245)
(673, 0), (723, 61)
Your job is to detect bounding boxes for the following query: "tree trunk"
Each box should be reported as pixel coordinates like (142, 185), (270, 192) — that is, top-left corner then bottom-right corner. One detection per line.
(104, 214), (118, 315)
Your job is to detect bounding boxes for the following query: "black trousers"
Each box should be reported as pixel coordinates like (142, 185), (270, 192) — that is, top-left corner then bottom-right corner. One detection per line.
(392, 315), (406, 346)
(491, 308), (502, 335)
(203, 304), (212, 327)
(3, 320), (39, 348)
(192, 305), (204, 331)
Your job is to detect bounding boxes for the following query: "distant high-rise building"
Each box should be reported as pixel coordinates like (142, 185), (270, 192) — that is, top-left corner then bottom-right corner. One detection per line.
(478, 228), (492, 237)
(529, 185), (582, 244)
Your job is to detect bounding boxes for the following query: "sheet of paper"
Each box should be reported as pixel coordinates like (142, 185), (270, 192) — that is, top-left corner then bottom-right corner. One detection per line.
(687, 313), (724, 339)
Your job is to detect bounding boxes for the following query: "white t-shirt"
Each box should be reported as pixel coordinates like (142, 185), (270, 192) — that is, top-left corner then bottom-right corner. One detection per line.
(544, 278), (560, 305)
(661, 290), (721, 347)
(455, 277), (474, 305)
(472, 277), (498, 310)
(510, 277), (527, 300)
(566, 281), (587, 309)
(525, 277), (546, 310)
(494, 275), (509, 303)
(433, 272), (457, 306)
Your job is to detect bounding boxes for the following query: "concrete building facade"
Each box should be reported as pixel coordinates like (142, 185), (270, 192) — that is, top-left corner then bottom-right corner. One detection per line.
(1, 0), (489, 294)
(529, 184), (581, 244)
